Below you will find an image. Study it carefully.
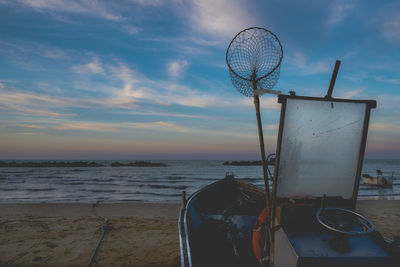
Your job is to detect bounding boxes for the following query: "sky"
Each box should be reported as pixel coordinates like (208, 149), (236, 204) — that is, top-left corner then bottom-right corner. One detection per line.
(0, 0), (399, 160)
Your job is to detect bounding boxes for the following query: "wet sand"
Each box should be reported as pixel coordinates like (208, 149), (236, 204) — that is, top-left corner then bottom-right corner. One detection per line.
(0, 201), (399, 266)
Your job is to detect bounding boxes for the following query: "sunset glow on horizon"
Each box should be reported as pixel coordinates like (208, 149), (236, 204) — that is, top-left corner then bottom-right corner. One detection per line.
(0, 0), (399, 160)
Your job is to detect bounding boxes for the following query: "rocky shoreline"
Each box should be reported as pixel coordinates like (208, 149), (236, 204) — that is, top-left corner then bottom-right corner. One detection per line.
(0, 161), (104, 168)
(0, 160), (166, 168)
(111, 161), (166, 167)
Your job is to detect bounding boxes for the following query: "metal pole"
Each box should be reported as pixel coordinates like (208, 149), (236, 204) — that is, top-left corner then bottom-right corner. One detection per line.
(325, 60), (341, 99)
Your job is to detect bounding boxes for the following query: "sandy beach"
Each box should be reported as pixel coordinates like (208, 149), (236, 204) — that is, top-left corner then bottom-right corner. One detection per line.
(0, 201), (399, 267)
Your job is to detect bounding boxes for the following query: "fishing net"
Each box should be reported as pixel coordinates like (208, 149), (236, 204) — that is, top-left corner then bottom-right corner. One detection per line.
(226, 27), (283, 97)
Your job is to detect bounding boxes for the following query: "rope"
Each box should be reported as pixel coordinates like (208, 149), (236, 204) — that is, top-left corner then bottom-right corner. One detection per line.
(88, 221), (113, 267)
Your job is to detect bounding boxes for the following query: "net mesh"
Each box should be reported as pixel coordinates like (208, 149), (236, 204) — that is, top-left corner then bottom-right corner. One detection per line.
(226, 27), (283, 97)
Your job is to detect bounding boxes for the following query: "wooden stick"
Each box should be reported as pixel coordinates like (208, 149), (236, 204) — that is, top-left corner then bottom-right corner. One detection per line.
(253, 94), (271, 206)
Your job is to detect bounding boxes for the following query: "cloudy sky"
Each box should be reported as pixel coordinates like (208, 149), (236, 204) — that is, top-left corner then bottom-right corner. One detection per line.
(0, 0), (399, 160)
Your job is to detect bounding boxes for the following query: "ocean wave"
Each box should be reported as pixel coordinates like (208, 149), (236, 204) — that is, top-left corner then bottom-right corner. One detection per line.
(91, 178), (115, 182)
(131, 191), (182, 197)
(164, 176), (187, 180)
(36, 176), (57, 179)
(55, 182), (85, 185)
(25, 188), (55, 192)
(0, 179), (26, 184)
(238, 177), (262, 183)
(0, 187), (19, 191)
(126, 179), (185, 184)
(140, 184), (187, 190)
(86, 189), (117, 193)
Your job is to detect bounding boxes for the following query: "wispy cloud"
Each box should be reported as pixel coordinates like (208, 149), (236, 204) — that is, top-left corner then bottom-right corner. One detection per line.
(0, 40), (68, 60)
(17, 124), (45, 129)
(122, 25), (142, 35)
(375, 76), (400, 85)
(53, 120), (189, 133)
(89, 58), (281, 110)
(265, 124), (279, 130)
(13, 0), (123, 21)
(1, 0), (178, 23)
(0, 103), (74, 117)
(128, 0), (165, 7)
(184, 0), (254, 38)
(71, 58), (104, 74)
(380, 3), (400, 44)
(167, 59), (189, 78)
(370, 123), (400, 132)
(114, 110), (211, 119)
(0, 54), (280, 125)
(286, 51), (332, 75)
(54, 122), (117, 132)
(0, 89), (78, 117)
(335, 88), (364, 99)
(326, 0), (356, 25)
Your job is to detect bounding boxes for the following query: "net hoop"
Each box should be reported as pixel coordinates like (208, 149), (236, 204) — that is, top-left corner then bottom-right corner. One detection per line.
(226, 27), (283, 97)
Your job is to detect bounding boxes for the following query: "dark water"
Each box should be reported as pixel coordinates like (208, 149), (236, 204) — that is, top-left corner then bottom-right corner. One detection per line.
(0, 159), (398, 203)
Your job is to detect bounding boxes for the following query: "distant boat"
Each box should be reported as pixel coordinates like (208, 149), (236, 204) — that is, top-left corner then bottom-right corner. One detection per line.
(362, 169), (393, 188)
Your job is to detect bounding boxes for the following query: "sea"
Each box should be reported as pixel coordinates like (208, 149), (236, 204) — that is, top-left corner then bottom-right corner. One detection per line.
(0, 159), (399, 203)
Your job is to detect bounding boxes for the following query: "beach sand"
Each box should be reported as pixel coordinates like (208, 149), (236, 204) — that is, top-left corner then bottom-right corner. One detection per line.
(0, 201), (399, 267)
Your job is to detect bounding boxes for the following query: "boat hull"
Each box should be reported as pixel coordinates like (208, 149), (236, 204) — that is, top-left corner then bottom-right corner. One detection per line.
(179, 176), (266, 267)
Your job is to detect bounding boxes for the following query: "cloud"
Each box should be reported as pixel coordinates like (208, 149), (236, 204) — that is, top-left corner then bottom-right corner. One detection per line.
(290, 51), (307, 68)
(375, 76), (400, 85)
(326, 0), (356, 25)
(127, 121), (189, 132)
(380, 4), (400, 44)
(0, 55), (280, 125)
(17, 124), (45, 129)
(91, 58), (281, 110)
(167, 59), (189, 78)
(14, 0), (122, 21)
(1, 0), (177, 22)
(53, 119), (259, 139)
(0, 87), (84, 117)
(370, 123), (400, 132)
(54, 122), (116, 132)
(128, 0), (165, 7)
(0, 40), (68, 60)
(123, 25), (142, 35)
(185, 0), (254, 38)
(0, 103), (74, 117)
(335, 88), (363, 99)
(265, 124), (279, 130)
(286, 51), (332, 75)
(72, 58), (104, 74)
(53, 120), (189, 133)
(112, 110), (211, 119)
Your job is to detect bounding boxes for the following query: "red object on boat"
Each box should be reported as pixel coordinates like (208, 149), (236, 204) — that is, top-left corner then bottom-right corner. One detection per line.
(253, 206), (269, 264)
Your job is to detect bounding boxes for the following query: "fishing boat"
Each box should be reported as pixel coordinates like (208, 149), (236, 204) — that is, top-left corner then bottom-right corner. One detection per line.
(180, 27), (399, 266)
(179, 91), (400, 267)
(178, 173), (266, 267)
(362, 170), (393, 187)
